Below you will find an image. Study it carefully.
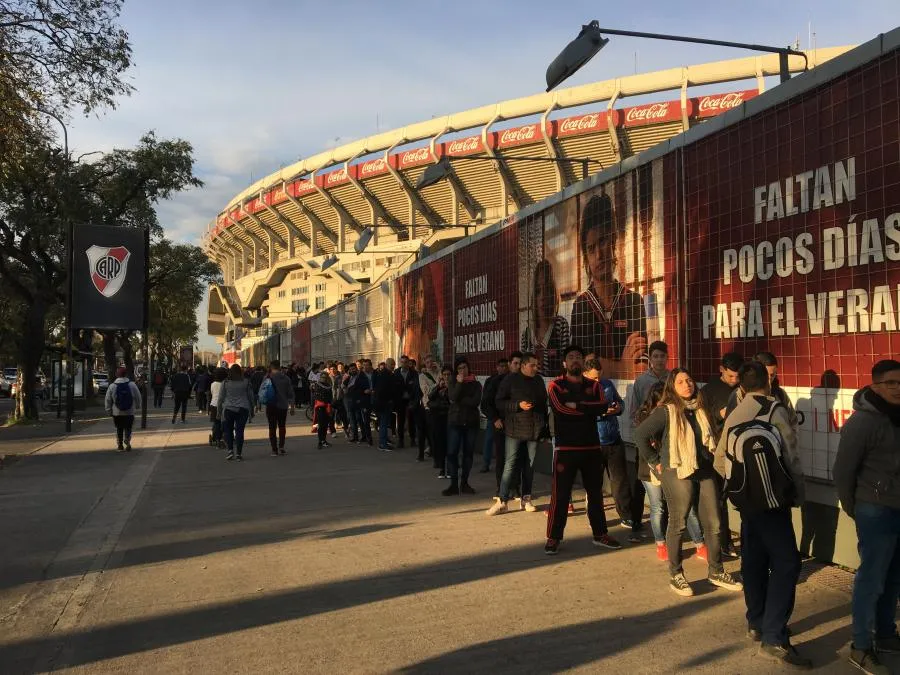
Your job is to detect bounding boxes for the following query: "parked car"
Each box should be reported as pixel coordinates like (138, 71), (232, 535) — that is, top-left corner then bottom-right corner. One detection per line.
(3, 367), (17, 398)
(0, 374), (11, 397)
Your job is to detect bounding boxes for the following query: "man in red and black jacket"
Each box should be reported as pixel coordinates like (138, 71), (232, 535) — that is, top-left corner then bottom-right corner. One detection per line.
(545, 344), (621, 555)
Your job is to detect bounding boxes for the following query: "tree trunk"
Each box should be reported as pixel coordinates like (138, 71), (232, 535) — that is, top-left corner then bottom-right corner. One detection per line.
(118, 331), (135, 379)
(102, 331), (117, 381)
(15, 296), (48, 421)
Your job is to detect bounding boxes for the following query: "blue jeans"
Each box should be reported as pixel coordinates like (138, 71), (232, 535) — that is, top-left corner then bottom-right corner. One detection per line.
(642, 480), (704, 544)
(345, 400), (358, 440)
(377, 404), (392, 447)
(222, 407), (250, 454)
(499, 437), (537, 502)
(852, 501), (900, 650)
(446, 424), (476, 485)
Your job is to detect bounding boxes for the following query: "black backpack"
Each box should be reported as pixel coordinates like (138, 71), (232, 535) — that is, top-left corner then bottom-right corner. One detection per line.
(722, 398), (796, 514)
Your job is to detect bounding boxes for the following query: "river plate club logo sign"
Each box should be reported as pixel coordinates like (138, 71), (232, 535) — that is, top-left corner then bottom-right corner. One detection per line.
(86, 245), (131, 298)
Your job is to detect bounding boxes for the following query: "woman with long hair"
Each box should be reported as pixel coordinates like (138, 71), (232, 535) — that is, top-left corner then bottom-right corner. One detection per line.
(314, 371), (334, 449)
(633, 367), (742, 597)
(521, 259), (570, 377)
(216, 364), (254, 461)
(633, 381), (705, 563)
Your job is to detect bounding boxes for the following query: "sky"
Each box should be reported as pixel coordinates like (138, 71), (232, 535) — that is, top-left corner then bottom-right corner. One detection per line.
(65, 0), (899, 349)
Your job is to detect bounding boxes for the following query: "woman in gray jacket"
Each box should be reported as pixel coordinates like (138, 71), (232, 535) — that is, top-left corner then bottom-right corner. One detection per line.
(217, 364), (255, 461)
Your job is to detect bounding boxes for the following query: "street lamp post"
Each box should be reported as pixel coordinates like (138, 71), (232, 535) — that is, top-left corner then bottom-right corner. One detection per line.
(36, 108), (75, 431)
(546, 21), (808, 91)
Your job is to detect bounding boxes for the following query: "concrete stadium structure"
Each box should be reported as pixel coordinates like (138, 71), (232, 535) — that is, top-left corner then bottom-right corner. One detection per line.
(204, 47), (852, 356)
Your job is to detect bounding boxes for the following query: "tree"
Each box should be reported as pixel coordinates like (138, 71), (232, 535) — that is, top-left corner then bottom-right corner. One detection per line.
(0, 132), (203, 419)
(0, 0), (132, 165)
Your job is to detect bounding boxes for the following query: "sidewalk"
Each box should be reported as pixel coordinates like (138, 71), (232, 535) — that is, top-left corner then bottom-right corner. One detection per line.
(0, 408), (870, 674)
(0, 402), (109, 465)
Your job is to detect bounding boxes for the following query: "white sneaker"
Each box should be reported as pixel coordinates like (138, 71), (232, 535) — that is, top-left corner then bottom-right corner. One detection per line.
(485, 500), (508, 516)
(522, 495), (537, 512)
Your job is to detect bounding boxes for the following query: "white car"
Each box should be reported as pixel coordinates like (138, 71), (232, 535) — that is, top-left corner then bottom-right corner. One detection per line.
(93, 372), (109, 395)
(2, 368), (17, 398)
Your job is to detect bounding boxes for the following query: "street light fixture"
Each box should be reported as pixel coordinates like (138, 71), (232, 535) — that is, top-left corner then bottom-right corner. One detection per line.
(320, 253), (339, 271)
(546, 20), (808, 91)
(416, 153), (602, 190)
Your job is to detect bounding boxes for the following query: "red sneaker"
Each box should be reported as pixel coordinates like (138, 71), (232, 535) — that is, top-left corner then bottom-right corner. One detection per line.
(695, 543), (709, 562)
(656, 542), (668, 561)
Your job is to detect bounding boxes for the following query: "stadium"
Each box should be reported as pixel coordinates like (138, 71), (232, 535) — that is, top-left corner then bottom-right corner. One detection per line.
(203, 46), (851, 364)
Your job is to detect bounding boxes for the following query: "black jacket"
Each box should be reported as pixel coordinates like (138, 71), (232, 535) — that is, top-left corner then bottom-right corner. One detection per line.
(480, 372), (506, 421)
(428, 382), (451, 415)
(495, 372), (548, 441)
(547, 375), (608, 450)
(394, 368), (421, 407)
(349, 371), (372, 405)
(372, 369), (395, 407)
(448, 377), (482, 427)
(170, 372), (192, 395)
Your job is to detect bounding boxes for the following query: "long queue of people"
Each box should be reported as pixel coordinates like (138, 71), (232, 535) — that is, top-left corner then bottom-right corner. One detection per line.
(102, 346), (900, 674)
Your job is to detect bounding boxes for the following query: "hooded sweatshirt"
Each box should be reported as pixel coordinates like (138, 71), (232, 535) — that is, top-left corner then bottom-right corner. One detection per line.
(834, 386), (900, 516)
(105, 377), (142, 416)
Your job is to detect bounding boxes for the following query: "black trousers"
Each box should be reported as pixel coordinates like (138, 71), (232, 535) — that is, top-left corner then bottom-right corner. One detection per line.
(599, 442), (633, 523)
(395, 401), (410, 443)
(153, 387), (164, 408)
(266, 405), (288, 451)
(429, 411), (448, 470)
(547, 450), (607, 541)
(316, 406), (331, 443)
(172, 393), (189, 421)
(416, 406), (430, 460)
(714, 472), (735, 550)
(113, 414), (134, 447)
(741, 507), (802, 646)
(196, 391), (208, 412)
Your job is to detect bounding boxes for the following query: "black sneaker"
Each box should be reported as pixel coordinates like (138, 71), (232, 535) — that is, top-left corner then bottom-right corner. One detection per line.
(442, 484), (459, 496)
(317, 442), (323, 449)
(670, 573), (694, 597)
(225, 452), (235, 461)
(592, 534), (622, 550)
(621, 518), (635, 529)
(850, 646), (890, 675)
(708, 570), (743, 591)
(460, 483), (476, 494)
(271, 450), (279, 457)
(125, 442), (132, 452)
(322, 441), (331, 448)
(279, 450), (287, 456)
(236, 454), (244, 462)
(875, 634), (900, 654)
(116, 444), (124, 452)
(759, 643), (812, 669)
(544, 539), (560, 555)
(747, 627), (762, 642)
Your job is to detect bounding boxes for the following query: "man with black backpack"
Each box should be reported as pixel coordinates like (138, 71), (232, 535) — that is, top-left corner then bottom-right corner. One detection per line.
(170, 365), (192, 424)
(105, 367), (142, 452)
(714, 361), (809, 669)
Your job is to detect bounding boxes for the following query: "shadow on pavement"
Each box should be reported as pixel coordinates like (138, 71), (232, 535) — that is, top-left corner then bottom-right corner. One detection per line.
(0, 537), (690, 672)
(398, 597), (726, 674)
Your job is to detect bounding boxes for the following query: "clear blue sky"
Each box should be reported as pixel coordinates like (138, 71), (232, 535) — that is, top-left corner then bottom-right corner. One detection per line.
(66, 0), (899, 349)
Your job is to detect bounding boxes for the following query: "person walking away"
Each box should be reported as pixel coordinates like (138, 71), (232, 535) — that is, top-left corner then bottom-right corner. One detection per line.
(633, 367), (742, 597)
(714, 361), (810, 669)
(152, 368), (167, 408)
(216, 364), (254, 461)
(634, 382), (705, 562)
(298, 367), (310, 406)
(417, 356), (440, 462)
(194, 366), (212, 413)
(262, 360), (294, 456)
(488, 353), (546, 514)
(170, 365), (192, 424)
(834, 359), (900, 675)
(105, 367), (142, 452)
(544, 345), (619, 553)
(443, 358), (482, 496)
(288, 364), (301, 410)
(249, 366), (266, 414)
(593, 359), (643, 540)
(629, 340), (670, 422)
(480, 357), (509, 473)
(428, 365), (453, 478)
(208, 367), (226, 448)
(701, 351), (745, 558)
(314, 371), (334, 449)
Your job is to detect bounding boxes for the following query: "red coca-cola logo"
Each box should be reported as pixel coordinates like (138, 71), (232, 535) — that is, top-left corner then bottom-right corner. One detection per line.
(698, 91), (746, 113)
(559, 113), (601, 134)
(359, 158), (386, 177)
(296, 180), (316, 194)
(447, 136), (480, 154)
(326, 169), (347, 185)
(499, 125), (537, 145)
(401, 147), (431, 165)
(625, 102), (673, 124)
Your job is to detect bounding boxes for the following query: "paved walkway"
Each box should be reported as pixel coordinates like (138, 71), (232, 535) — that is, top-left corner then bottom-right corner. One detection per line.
(0, 407), (876, 674)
